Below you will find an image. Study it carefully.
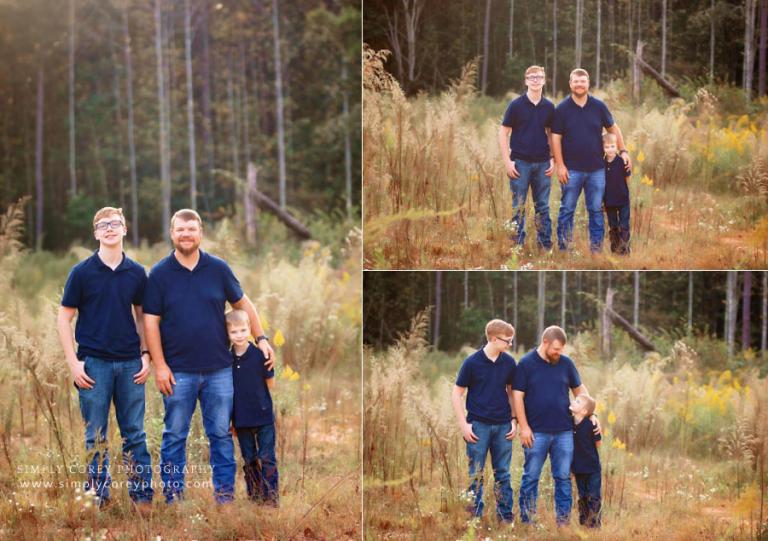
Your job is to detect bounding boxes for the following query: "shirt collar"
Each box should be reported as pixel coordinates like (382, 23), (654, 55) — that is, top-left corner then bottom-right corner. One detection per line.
(169, 249), (209, 272)
(89, 250), (128, 272)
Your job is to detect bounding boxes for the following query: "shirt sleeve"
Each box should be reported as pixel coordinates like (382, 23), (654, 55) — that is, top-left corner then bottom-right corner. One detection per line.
(142, 271), (163, 316)
(594, 429), (602, 443)
(568, 359), (582, 388)
(455, 359), (472, 387)
(601, 101), (615, 128)
(61, 267), (81, 308)
(624, 167), (632, 178)
(512, 361), (528, 392)
(506, 359), (516, 385)
(551, 108), (565, 135)
(222, 263), (245, 304)
(132, 268), (148, 306)
(501, 101), (516, 127)
(545, 104), (554, 129)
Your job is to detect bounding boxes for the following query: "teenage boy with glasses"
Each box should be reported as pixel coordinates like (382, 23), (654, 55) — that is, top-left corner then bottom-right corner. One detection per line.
(451, 319), (518, 524)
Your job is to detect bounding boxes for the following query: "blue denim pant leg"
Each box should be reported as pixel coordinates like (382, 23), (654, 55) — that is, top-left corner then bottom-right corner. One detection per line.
(238, 425), (279, 504)
(466, 421), (513, 521)
(160, 371), (199, 503)
(111, 358), (153, 503)
(606, 205), (631, 254)
(78, 356), (115, 503)
(509, 160), (552, 248)
(575, 471), (602, 527)
(519, 432), (548, 523)
(466, 422), (491, 518)
(556, 171), (588, 250)
(199, 368), (236, 503)
(583, 169), (607, 252)
(550, 430), (575, 525)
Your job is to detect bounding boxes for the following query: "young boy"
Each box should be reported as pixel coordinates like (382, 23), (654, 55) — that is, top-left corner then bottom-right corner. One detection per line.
(451, 319), (517, 524)
(226, 309), (278, 505)
(57, 207), (153, 507)
(569, 394), (602, 528)
(603, 132), (632, 254)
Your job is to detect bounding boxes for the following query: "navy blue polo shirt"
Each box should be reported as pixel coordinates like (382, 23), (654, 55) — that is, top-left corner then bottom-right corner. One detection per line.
(232, 343), (274, 428)
(572, 417), (601, 474)
(501, 93), (555, 163)
(455, 348), (516, 424)
(61, 251), (146, 361)
(142, 250), (244, 373)
(551, 95), (614, 172)
(513, 348), (582, 432)
(604, 155), (631, 207)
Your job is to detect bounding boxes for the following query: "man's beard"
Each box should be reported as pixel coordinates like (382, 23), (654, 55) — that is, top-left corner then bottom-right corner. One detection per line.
(174, 240), (199, 256)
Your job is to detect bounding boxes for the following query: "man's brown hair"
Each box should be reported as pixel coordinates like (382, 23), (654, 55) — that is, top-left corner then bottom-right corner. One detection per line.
(170, 208), (203, 230)
(542, 325), (567, 344)
(485, 319), (515, 340)
(569, 68), (590, 80)
(92, 207), (125, 229)
(525, 65), (545, 77)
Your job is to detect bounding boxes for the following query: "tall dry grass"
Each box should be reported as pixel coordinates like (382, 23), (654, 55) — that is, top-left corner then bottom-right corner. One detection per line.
(0, 200), (361, 540)
(363, 47), (768, 270)
(364, 312), (768, 540)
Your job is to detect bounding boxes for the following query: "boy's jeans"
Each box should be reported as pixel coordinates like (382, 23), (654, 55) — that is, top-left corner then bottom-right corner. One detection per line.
(465, 420), (514, 522)
(160, 367), (235, 504)
(236, 424), (279, 504)
(605, 205), (631, 254)
(556, 168), (606, 252)
(519, 430), (573, 525)
(78, 356), (153, 503)
(508, 159), (553, 248)
(575, 471), (602, 528)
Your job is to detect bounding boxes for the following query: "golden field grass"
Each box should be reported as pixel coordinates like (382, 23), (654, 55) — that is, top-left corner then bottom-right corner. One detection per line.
(363, 48), (768, 270)
(0, 206), (362, 540)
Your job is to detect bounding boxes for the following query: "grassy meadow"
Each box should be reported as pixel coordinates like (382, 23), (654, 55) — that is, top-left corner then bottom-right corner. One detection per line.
(364, 313), (768, 540)
(363, 49), (768, 270)
(0, 204), (362, 540)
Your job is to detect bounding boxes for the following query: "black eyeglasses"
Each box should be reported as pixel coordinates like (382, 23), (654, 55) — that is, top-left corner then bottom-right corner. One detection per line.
(526, 75), (545, 81)
(94, 220), (124, 231)
(495, 336), (513, 345)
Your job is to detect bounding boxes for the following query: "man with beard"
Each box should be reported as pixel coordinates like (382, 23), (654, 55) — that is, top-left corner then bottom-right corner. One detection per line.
(143, 208), (274, 503)
(551, 69), (631, 253)
(513, 326), (598, 526)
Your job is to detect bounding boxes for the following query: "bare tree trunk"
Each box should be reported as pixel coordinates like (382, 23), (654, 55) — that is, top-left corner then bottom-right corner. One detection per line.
(342, 60), (353, 219)
(403, 0), (424, 84)
(513, 272), (519, 349)
(602, 287), (614, 356)
(688, 271), (694, 334)
(575, 0), (583, 67)
(762, 271), (767, 359)
(552, 0), (557, 94)
(481, 0), (492, 94)
(633, 270), (640, 328)
(108, 26), (126, 211)
(68, 0), (77, 197)
(710, 0), (716, 84)
(508, 0), (514, 58)
(596, 0), (601, 87)
(561, 271), (567, 328)
(245, 162), (259, 245)
(226, 59), (240, 187)
(633, 41), (644, 102)
(726, 271), (738, 357)
(661, 0), (667, 78)
(123, 7), (139, 246)
(272, 0), (287, 208)
(745, 0), (758, 101)
(434, 271), (442, 348)
(200, 0), (214, 210)
(463, 271), (469, 310)
(537, 272), (546, 339)
(35, 66), (44, 251)
(760, 0), (767, 95)
(184, 0), (197, 209)
(743, 271), (752, 350)
(384, 7), (404, 82)
(155, 0), (171, 237)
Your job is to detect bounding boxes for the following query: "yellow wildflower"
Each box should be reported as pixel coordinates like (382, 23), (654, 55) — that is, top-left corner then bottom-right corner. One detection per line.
(607, 411), (617, 425)
(274, 329), (285, 348)
(637, 150), (645, 163)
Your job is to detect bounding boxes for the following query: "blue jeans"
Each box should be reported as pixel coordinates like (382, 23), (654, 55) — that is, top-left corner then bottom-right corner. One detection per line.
(78, 356), (153, 503)
(236, 424), (279, 504)
(556, 169), (606, 252)
(605, 205), (631, 254)
(160, 367), (235, 504)
(465, 420), (514, 522)
(575, 471), (602, 528)
(509, 159), (552, 248)
(519, 431), (573, 525)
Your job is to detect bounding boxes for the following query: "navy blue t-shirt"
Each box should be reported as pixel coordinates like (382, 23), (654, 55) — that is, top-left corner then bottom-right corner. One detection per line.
(501, 93), (555, 163)
(572, 417), (601, 474)
(61, 251), (146, 361)
(604, 155), (631, 207)
(143, 250), (244, 372)
(455, 348), (516, 424)
(551, 95), (614, 172)
(232, 343), (275, 428)
(513, 349), (582, 432)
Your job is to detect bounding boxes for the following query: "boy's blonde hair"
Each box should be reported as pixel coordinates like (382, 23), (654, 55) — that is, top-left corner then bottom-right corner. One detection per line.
(525, 65), (545, 76)
(602, 132), (617, 144)
(569, 68), (590, 80)
(226, 309), (250, 328)
(485, 319), (515, 340)
(170, 208), (203, 230)
(578, 394), (597, 416)
(93, 207), (125, 228)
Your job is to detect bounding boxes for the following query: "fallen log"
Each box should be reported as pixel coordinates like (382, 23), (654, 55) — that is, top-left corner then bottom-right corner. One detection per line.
(606, 306), (657, 352)
(251, 188), (312, 240)
(633, 41), (681, 98)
